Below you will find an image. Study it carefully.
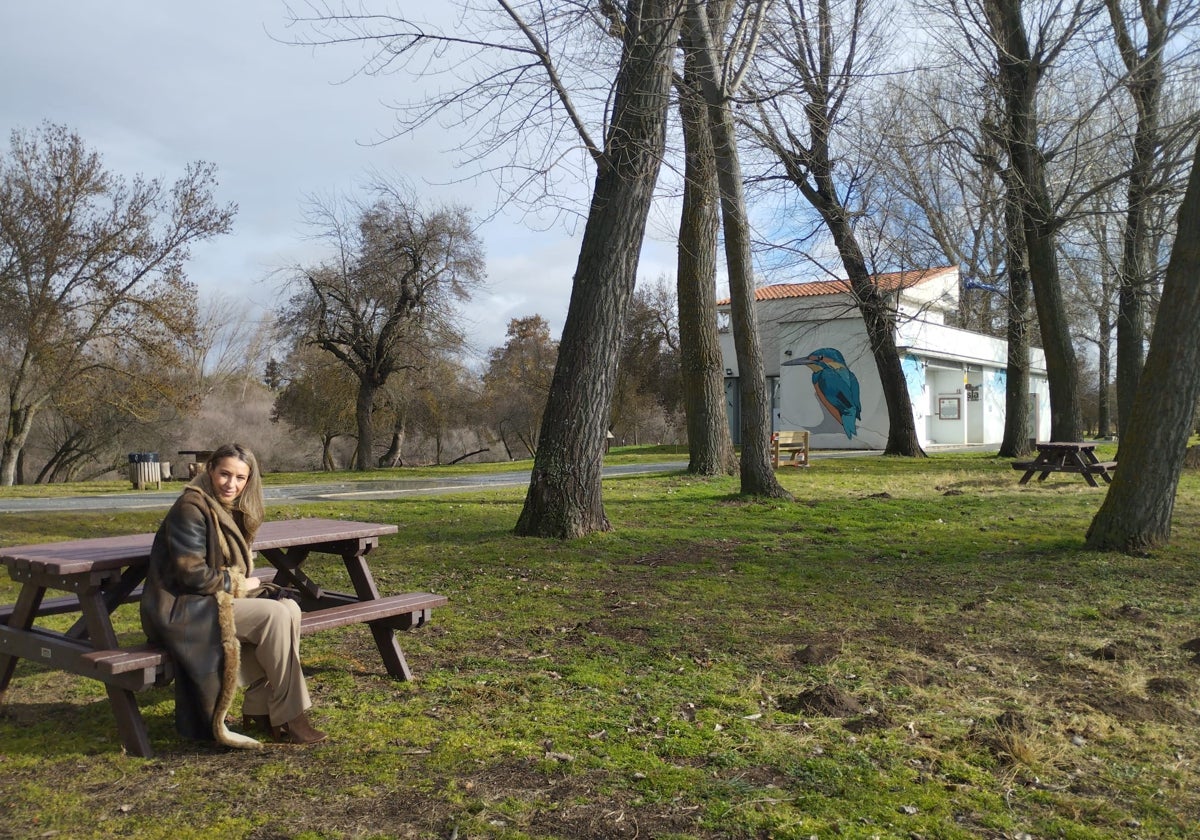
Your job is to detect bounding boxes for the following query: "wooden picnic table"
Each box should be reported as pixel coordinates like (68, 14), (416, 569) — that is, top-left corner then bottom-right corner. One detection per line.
(1012, 441), (1117, 487)
(0, 517), (445, 757)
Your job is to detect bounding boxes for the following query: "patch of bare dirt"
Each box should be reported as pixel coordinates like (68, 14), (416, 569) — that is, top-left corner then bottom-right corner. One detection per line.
(1090, 641), (1138, 661)
(619, 539), (744, 569)
(791, 641), (842, 665)
(458, 763), (713, 840)
(1146, 676), (1191, 697)
(568, 617), (652, 645)
(1110, 603), (1153, 624)
(778, 684), (864, 717)
(1069, 689), (1197, 725)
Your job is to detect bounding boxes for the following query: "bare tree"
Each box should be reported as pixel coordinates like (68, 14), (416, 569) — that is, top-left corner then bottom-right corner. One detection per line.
(684, 0), (794, 492)
(276, 182), (484, 470)
(0, 123), (234, 485)
(286, 2), (685, 536)
(1099, 1), (1200, 441)
(612, 278), (684, 444)
(865, 70), (1037, 457)
(675, 29), (739, 475)
(515, 0), (685, 536)
(977, 0), (1105, 441)
(182, 293), (274, 403)
(747, 0), (926, 456)
(1087, 140), (1200, 551)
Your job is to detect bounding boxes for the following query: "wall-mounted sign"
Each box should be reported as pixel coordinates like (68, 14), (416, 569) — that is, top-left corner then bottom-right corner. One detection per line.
(938, 397), (961, 420)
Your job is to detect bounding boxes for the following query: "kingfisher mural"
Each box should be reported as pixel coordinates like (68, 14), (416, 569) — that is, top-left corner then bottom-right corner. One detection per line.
(783, 347), (862, 439)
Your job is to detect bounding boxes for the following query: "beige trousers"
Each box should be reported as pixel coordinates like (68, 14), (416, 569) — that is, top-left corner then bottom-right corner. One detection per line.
(231, 597), (312, 727)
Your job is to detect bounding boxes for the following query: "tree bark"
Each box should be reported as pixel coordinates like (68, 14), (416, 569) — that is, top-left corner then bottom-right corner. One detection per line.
(998, 171), (1034, 457)
(677, 7), (739, 478)
(1096, 290), (1114, 439)
(0, 400), (37, 488)
(1086, 141), (1200, 551)
(354, 377), (379, 471)
(378, 427), (405, 468)
(321, 434), (337, 471)
(515, 0), (683, 538)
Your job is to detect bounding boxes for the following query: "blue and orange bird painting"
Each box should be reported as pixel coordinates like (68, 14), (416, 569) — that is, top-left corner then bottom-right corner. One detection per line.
(783, 347), (862, 439)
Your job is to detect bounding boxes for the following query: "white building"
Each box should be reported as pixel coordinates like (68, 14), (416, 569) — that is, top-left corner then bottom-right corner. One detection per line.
(717, 266), (1051, 450)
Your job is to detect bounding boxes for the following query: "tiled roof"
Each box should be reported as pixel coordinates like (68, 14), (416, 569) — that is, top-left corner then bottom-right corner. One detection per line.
(718, 266), (957, 305)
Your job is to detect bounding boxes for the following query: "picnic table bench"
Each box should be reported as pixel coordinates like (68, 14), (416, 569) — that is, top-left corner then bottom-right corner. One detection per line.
(0, 517), (445, 757)
(771, 430), (810, 468)
(1012, 441), (1116, 487)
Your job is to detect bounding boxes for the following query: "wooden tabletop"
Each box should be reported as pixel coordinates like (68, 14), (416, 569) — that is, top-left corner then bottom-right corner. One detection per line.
(1, 518), (398, 577)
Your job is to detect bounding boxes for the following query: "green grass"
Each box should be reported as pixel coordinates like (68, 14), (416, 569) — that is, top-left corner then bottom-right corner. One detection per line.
(2, 448), (1199, 838)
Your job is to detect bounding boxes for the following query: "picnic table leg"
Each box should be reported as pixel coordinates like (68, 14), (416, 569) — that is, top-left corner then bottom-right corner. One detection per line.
(108, 685), (155, 757)
(339, 541), (414, 682)
(258, 547), (324, 603)
(1064, 452), (1100, 487)
(0, 584), (46, 697)
(76, 587), (156, 757)
(65, 565), (148, 640)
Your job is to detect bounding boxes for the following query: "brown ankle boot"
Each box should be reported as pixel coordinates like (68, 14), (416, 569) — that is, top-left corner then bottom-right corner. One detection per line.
(273, 711), (327, 745)
(242, 713), (272, 732)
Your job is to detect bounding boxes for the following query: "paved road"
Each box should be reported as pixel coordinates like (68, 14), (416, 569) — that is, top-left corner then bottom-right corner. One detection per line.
(0, 446), (995, 514)
(0, 461), (691, 513)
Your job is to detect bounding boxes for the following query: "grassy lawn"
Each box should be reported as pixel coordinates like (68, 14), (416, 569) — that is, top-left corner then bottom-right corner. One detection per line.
(2, 447), (1199, 838)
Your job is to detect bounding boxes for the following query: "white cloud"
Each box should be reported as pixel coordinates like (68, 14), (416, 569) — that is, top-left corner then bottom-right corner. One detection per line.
(2, 1), (659, 357)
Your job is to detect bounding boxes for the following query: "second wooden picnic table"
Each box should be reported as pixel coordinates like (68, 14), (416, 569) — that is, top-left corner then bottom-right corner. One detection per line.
(1012, 441), (1117, 487)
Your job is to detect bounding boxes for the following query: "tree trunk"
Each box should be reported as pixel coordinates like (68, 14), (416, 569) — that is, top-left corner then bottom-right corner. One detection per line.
(985, 0), (1083, 442)
(851, 267), (927, 457)
(798, 171), (926, 457)
(378, 420), (405, 467)
(748, 0), (922, 458)
(998, 176), (1033, 457)
(321, 434), (337, 471)
(1, 402), (36, 487)
(677, 12), (737, 477)
(515, 0), (682, 538)
(1107, 0), (1164, 440)
(1096, 303), (1113, 439)
(1086, 142), (1200, 552)
(354, 378), (377, 471)
(685, 1), (790, 496)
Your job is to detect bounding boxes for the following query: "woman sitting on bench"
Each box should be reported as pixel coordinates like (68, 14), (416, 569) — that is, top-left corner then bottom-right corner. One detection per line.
(140, 443), (327, 747)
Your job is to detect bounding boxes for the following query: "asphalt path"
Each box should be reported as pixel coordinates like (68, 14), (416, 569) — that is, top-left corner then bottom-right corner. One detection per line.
(0, 446), (995, 514)
(0, 461), (692, 514)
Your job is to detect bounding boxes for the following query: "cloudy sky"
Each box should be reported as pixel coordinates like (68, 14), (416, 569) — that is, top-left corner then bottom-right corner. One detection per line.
(0, 1), (680, 365)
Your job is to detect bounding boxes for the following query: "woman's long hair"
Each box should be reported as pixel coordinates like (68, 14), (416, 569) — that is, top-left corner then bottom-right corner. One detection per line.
(197, 443), (265, 542)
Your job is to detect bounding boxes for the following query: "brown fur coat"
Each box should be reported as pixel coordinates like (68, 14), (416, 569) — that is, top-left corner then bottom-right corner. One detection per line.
(140, 483), (261, 749)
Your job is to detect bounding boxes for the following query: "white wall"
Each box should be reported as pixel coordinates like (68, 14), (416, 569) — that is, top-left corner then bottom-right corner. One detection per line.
(776, 317), (885, 449)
